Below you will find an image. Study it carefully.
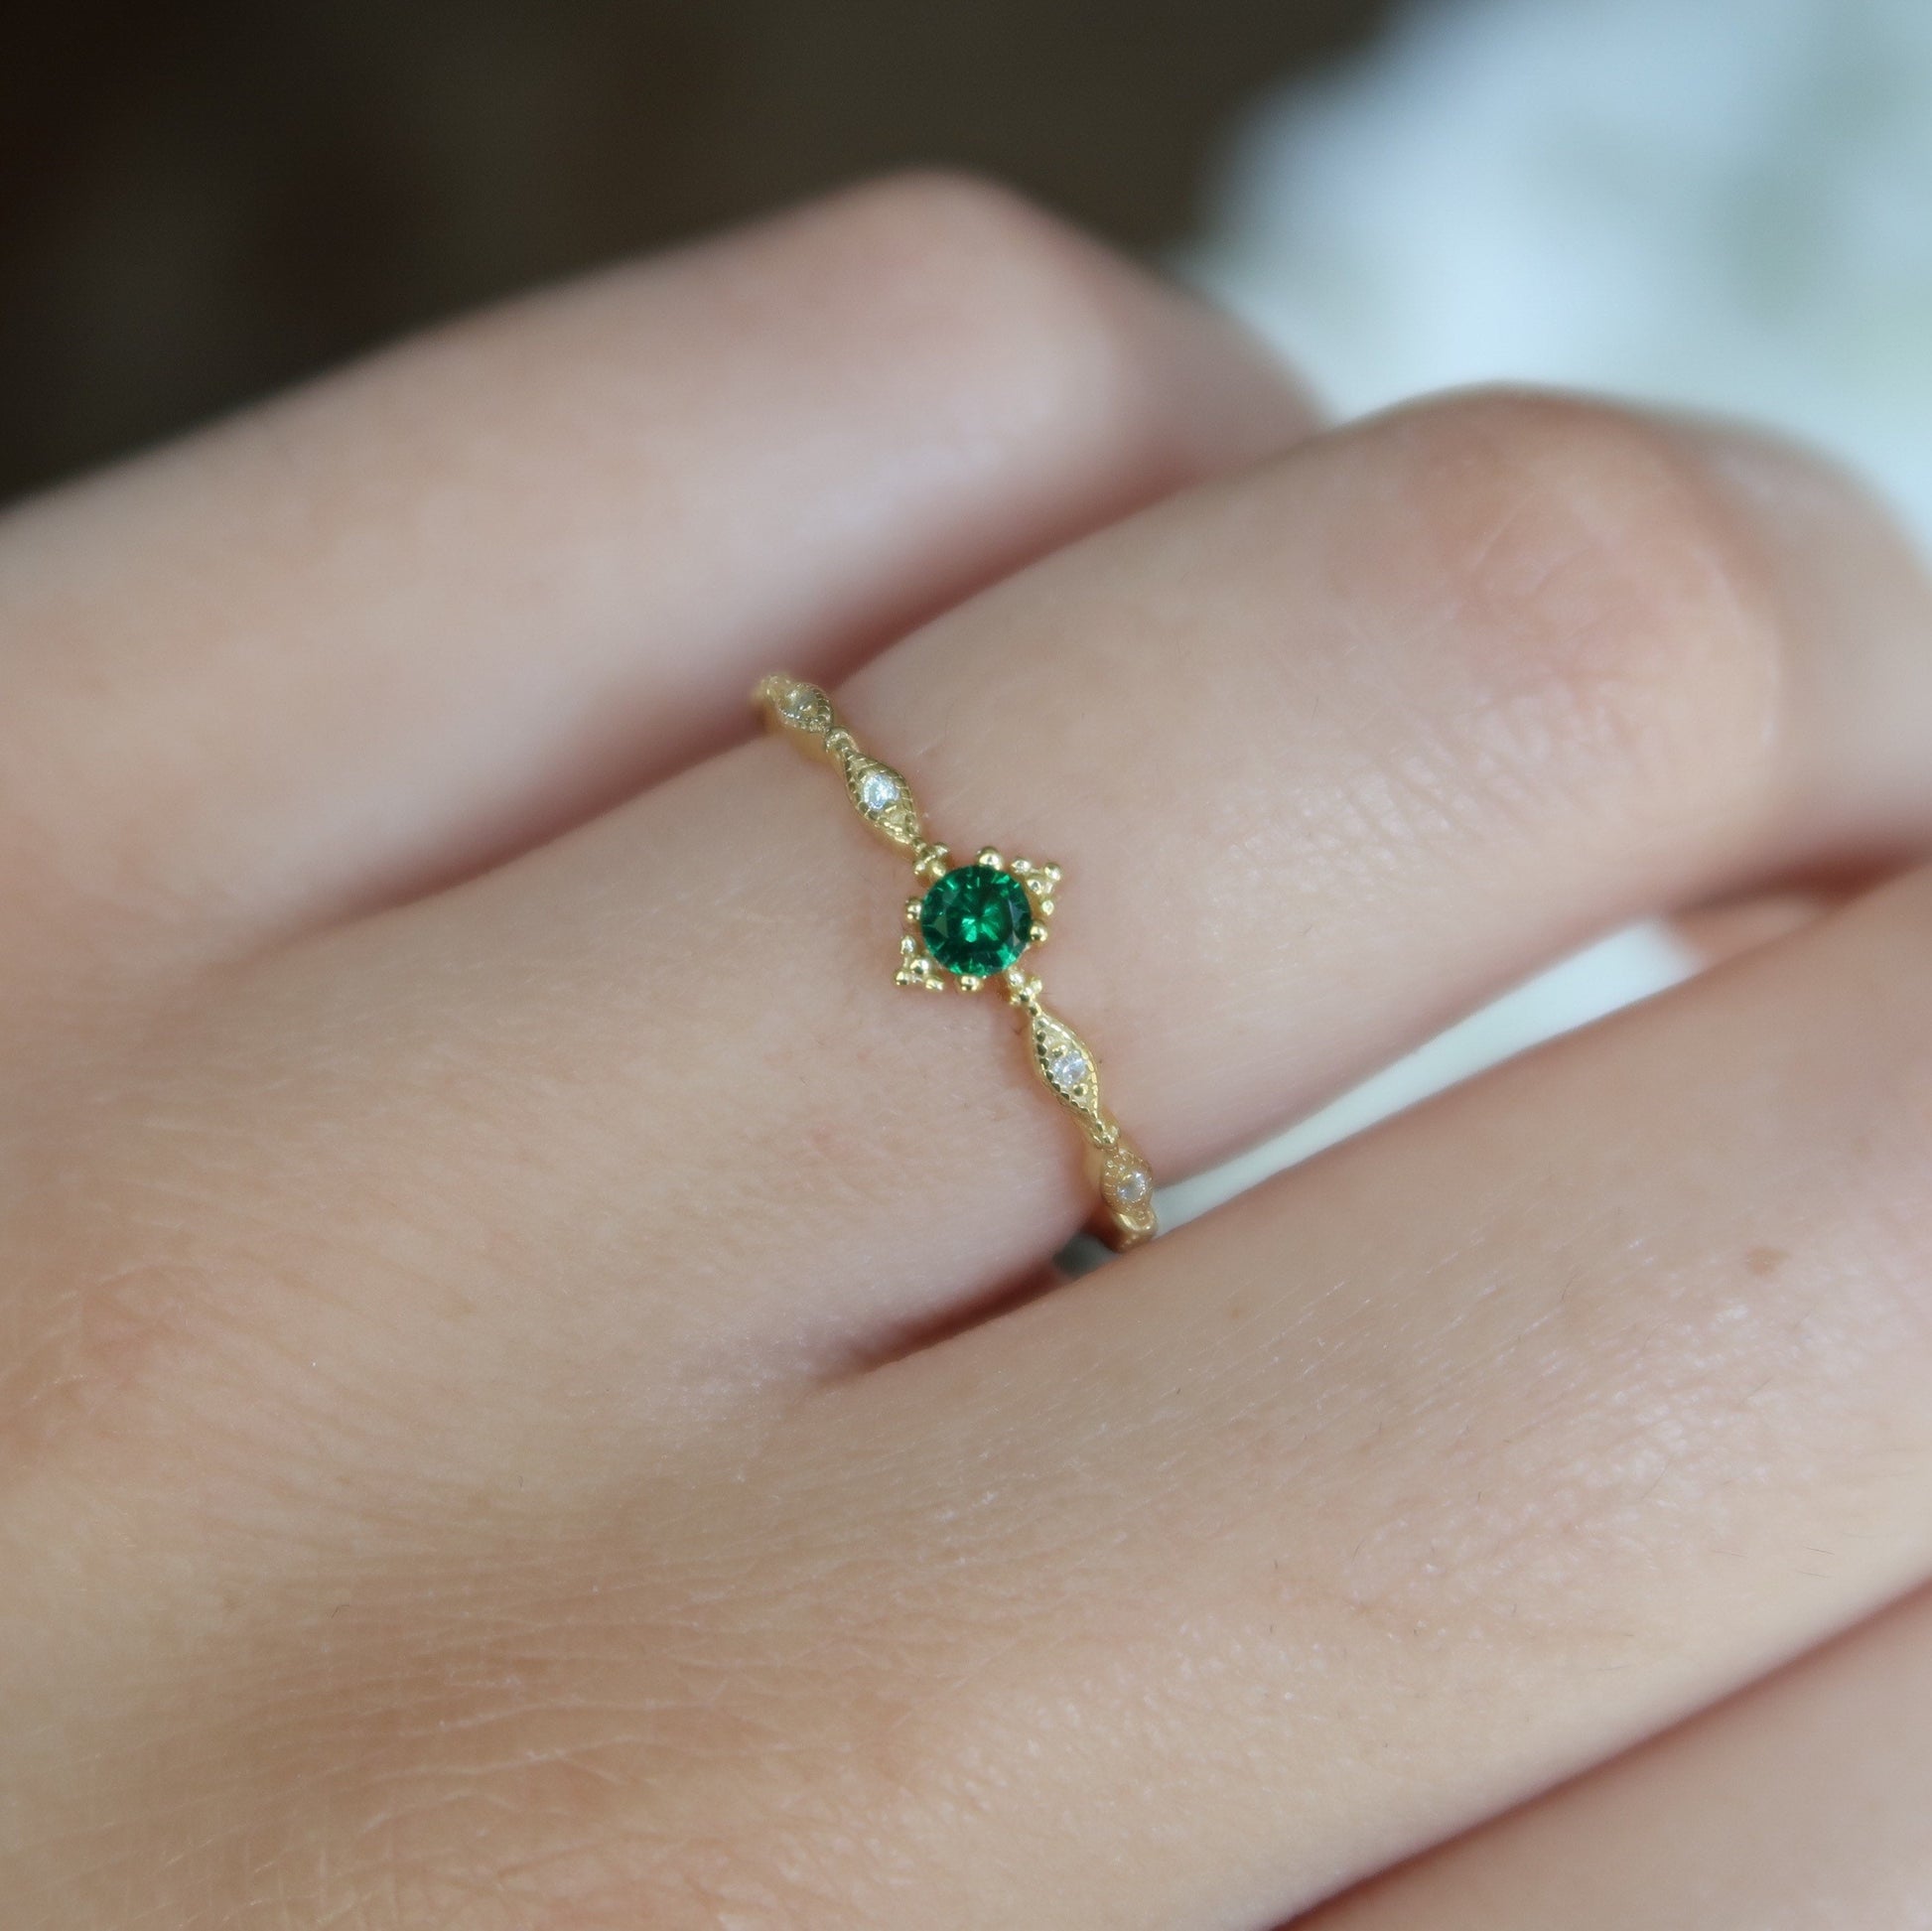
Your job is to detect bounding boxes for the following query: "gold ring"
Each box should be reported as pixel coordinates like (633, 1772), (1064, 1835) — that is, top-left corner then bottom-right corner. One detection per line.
(758, 674), (1157, 1250)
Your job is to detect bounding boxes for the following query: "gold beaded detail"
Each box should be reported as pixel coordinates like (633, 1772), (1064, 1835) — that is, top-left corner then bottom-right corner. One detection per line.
(757, 672), (1157, 1250)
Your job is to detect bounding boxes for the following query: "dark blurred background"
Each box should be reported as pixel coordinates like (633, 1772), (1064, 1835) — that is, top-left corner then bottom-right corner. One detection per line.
(1, 0), (1386, 503)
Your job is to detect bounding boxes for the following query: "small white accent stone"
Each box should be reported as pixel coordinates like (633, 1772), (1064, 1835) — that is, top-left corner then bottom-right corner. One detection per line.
(1109, 1164), (1151, 1205)
(777, 682), (817, 721)
(858, 770), (900, 813)
(1047, 1047), (1090, 1091)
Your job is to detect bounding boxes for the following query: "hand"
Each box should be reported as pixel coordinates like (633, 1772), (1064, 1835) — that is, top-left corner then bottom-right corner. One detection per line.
(6, 174), (1932, 1930)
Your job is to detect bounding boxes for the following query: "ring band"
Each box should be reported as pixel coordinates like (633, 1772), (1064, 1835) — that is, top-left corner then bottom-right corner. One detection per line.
(758, 674), (1158, 1250)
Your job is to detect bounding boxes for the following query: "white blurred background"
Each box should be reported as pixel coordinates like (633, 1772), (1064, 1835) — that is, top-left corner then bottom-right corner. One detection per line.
(1198, 0), (1932, 536)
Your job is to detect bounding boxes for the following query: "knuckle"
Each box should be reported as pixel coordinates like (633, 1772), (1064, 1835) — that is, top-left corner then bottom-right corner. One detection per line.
(1375, 387), (1785, 834)
(801, 168), (1106, 325)
(784, 170), (1200, 454)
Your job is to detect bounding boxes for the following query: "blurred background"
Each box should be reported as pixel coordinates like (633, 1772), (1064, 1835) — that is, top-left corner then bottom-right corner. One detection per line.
(1, 0), (1389, 501)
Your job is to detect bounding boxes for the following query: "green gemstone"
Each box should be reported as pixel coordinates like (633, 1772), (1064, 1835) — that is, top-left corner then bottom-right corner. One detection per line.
(918, 864), (1035, 976)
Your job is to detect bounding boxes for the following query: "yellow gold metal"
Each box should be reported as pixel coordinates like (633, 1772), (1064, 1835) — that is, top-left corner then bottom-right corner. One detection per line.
(757, 672), (1157, 1250)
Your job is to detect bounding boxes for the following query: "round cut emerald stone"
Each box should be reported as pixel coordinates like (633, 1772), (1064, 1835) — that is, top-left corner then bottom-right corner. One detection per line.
(919, 864), (1034, 976)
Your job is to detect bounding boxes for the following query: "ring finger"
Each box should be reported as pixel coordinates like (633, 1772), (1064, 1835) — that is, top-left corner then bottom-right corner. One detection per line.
(131, 386), (1932, 1431)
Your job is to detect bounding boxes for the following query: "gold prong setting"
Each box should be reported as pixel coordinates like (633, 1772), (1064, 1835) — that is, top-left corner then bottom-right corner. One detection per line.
(896, 931), (947, 991)
(759, 673), (1155, 1249)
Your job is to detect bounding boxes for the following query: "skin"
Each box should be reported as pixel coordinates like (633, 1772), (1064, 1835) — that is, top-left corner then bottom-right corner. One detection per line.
(2, 172), (1931, 1928)
(1311, 1589), (1932, 1930)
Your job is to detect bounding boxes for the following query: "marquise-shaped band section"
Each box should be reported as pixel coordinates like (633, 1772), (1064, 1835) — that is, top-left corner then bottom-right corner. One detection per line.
(836, 747), (924, 848)
(1030, 1013), (1103, 1122)
(758, 673), (836, 737)
(1095, 1141), (1158, 1244)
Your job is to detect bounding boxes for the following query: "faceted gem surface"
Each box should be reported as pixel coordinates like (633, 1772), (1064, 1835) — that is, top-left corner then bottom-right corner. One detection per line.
(858, 770), (901, 813)
(1047, 1047), (1091, 1092)
(919, 864), (1034, 976)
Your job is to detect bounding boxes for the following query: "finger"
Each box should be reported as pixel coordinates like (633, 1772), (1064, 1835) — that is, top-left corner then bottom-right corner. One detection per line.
(222, 389), (1932, 1377)
(1307, 1588), (1932, 1930)
(0, 173), (1311, 997)
(799, 864), (1932, 1929)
